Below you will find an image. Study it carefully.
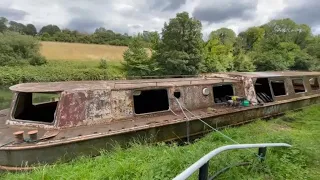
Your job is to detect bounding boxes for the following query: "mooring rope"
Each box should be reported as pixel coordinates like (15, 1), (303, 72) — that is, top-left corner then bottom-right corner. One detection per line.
(175, 98), (190, 143)
(173, 98), (264, 160)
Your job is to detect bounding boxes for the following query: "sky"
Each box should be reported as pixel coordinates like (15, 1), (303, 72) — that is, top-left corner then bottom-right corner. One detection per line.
(0, 0), (319, 36)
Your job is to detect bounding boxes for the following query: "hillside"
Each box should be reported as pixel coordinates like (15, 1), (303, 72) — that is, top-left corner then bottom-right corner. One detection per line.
(40, 41), (128, 61)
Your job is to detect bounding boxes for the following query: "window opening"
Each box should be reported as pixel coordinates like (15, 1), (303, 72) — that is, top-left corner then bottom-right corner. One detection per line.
(292, 79), (306, 93)
(271, 80), (286, 96)
(174, 91), (181, 98)
(309, 77), (319, 90)
(254, 78), (273, 103)
(133, 89), (169, 114)
(213, 84), (234, 103)
(13, 92), (60, 123)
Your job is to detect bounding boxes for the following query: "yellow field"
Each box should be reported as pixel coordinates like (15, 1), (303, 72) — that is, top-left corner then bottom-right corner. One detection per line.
(40, 41), (128, 61)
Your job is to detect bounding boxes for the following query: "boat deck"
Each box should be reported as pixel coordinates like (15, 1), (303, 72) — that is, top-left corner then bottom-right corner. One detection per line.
(0, 105), (248, 147)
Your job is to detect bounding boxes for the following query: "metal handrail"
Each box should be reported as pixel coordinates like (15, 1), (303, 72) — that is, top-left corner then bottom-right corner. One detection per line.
(173, 143), (292, 180)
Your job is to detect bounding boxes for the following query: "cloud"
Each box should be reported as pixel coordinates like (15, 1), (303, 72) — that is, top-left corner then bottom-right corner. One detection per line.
(193, 0), (258, 23)
(150, 0), (186, 12)
(0, 7), (27, 20)
(280, 0), (320, 26)
(67, 18), (105, 33)
(1, 0), (320, 35)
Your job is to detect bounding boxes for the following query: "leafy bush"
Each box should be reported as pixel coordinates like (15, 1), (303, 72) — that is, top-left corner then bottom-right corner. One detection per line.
(0, 31), (47, 66)
(98, 59), (108, 69)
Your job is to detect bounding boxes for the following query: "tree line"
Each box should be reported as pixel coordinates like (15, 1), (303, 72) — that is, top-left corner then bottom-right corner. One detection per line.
(123, 12), (320, 76)
(0, 17), (155, 47)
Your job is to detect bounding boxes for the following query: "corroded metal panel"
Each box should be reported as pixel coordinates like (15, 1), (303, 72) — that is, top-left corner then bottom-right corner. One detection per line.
(242, 77), (257, 105)
(84, 89), (112, 125)
(56, 91), (87, 127)
(169, 85), (214, 112)
(111, 90), (134, 119)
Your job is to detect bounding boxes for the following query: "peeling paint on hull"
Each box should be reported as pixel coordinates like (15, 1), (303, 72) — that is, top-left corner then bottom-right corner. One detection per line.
(1, 95), (319, 171)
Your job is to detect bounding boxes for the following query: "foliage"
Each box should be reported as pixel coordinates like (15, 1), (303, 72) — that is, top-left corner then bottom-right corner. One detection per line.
(123, 38), (157, 76)
(202, 28), (236, 72)
(154, 12), (203, 75)
(2, 105), (320, 179)
(39, 24), (61, 35)
(233, 53), (255, 72)
(0, 31), (47, 66)
(0, 60), (125, 86)
(98, 58), (108, 69)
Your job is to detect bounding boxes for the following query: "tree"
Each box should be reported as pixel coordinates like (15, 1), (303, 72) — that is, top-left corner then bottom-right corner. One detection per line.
(209, 28), (236, 47)
(154, 12), (203, 75)
(202, 28), (236, 72)
(233, 53), (255, 72)
(25, 24), (37, 36)
(261, 18), (311, 48)
(123, 37), (158, 76)
(0, 17), (8, 33)
(8, 21), (26, 34)
(0, 31), (47, 66)
(39, 25), (61, 36)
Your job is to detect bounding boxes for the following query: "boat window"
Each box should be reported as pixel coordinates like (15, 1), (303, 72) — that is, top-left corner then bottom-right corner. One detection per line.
(254, 78), (273, 103)
(292, 79), (306, 93)
(309, 77), (319, 90)
(13, 92), (60, 123)
(271, 80), (287, 96)
(213, 84), (234, 103)
(174, 91), (181, 99)
(133, 89), (169, 114)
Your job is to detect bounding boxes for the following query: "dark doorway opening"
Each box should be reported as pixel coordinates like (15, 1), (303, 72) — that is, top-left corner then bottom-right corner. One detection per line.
(133, 89), (169, 114)
(271, 80), (286, 96)
(292, 79), (305, 93)
(254, 78), (273, 103)
(13, 92), (60, 123)
(213, 84), (234, 103)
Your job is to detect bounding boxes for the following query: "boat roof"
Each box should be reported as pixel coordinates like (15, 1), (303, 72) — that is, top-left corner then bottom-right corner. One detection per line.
(9, 71), (320, 92)
(220, 71), (320, 78)
(9, 77), (238, 92)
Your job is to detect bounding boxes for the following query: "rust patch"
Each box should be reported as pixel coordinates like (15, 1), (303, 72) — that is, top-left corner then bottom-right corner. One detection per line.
(57, 91), (87, 127)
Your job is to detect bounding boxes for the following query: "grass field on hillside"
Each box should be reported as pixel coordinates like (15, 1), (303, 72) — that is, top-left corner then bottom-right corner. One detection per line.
(2, 105), (320, 179)
(40, 41), (128, 61)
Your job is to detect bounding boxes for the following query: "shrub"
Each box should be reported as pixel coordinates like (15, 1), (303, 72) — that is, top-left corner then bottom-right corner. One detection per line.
(98, 59), (108, 69)
(0, 31), (47, 66)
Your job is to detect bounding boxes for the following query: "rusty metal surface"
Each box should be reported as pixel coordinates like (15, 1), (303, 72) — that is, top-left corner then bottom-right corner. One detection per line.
(1, 94), (320, 169)
(9, 77), (238, 92)
(210, 71), (320, 78)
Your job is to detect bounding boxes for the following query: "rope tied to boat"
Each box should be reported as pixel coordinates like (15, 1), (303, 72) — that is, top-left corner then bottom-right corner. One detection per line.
(173, 98), (264, 159)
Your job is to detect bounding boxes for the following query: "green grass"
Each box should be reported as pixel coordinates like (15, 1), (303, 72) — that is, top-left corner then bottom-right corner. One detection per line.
(0, 60), (126, 86)
(0, 87), (12, 110)
(2, 105), (320, 179)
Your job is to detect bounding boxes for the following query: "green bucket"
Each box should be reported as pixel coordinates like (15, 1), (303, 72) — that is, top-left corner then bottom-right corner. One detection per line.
(242, 100), (250, 107)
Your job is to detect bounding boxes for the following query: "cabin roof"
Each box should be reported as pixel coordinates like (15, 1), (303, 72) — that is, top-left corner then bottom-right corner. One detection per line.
(220, 71), (320, 78)
(9, 77), (238, 92)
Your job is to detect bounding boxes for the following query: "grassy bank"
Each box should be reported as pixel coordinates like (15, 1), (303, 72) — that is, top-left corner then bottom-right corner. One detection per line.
(2, 105), (320, 179)
(0, 60), (125, 86)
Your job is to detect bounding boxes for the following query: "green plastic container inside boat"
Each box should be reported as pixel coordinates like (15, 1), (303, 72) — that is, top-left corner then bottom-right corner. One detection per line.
(242, 100), (250, 107)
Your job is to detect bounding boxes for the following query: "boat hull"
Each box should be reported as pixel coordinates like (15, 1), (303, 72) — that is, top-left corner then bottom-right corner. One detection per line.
(1, 95), (320, 171)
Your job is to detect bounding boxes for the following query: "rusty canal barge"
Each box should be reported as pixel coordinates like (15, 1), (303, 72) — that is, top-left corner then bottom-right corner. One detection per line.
(1, 71), (320, 171)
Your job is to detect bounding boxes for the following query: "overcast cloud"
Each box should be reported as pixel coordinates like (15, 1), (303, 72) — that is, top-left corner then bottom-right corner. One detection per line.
(0, 0), (318, 35)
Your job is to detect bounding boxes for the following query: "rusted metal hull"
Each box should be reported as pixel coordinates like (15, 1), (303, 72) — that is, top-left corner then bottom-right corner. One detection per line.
(1, 95), (320, 171)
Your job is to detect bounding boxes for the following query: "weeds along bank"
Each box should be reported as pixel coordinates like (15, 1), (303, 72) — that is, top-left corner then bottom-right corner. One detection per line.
(2, 105), (320, 179)
(0, 60), (125, 86)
